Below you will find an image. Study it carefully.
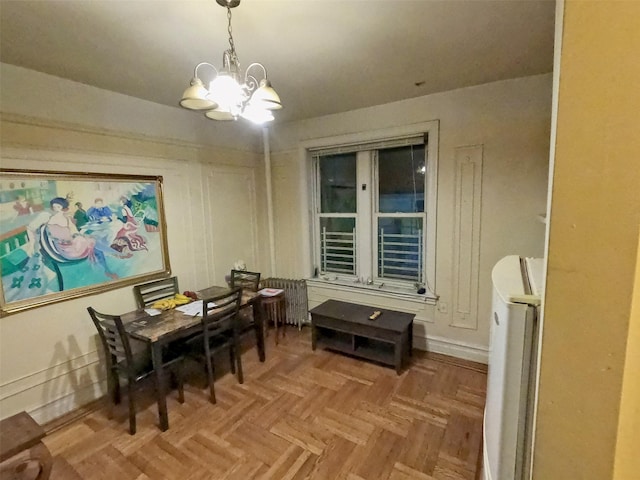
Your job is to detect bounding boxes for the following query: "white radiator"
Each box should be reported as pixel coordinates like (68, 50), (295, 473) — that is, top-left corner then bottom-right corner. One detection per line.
(262, 278), (308, 329)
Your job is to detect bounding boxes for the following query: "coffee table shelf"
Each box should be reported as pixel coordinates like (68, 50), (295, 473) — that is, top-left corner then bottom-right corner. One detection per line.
(315, 326), (396, 366)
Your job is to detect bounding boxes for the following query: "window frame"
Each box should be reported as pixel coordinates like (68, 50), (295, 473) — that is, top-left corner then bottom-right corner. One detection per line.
(302, 120), (439, 300)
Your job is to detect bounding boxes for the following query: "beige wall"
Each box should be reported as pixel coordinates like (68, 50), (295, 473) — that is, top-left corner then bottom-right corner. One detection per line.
(269, 75), (552, 360)
(0, 66), (268, 423)
(533, 1), (640, 478)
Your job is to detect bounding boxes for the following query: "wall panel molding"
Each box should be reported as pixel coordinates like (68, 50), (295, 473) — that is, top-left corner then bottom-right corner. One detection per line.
(204, 166), (260, 283)
(0, 353), (103, 423)
(451, 145), (483, 329)
(0, 350), (101, 401)
(29, 379), (105, 425)
(0, 112), (258, 158)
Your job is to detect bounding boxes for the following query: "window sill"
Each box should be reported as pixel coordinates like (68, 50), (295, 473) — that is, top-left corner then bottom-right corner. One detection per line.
(306, 278), (437, 305)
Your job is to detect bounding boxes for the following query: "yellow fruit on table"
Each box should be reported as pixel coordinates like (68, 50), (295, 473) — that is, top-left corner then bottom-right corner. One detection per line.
(173, 293), (191, 305)
(150, 294), (193, 310)
(151, 300), (167, 309)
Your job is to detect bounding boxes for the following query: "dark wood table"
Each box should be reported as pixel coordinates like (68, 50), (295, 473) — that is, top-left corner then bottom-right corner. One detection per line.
(310, 299), (414, 374)
(122, 286), (265, 431)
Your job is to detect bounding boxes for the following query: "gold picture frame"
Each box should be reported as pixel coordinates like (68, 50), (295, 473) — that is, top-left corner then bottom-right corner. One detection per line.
(0, 169), (171, 316)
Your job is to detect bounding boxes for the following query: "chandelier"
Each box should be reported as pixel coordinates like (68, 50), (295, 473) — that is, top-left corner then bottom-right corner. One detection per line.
(179, 0), (282, 124)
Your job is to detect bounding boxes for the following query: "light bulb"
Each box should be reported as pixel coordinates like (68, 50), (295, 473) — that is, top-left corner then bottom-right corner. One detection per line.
(207, 74), (244, 112)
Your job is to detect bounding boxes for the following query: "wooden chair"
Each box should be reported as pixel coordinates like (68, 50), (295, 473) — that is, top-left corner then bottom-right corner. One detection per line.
(186, 288), (243, 404)
(87, 307), (184, 434)
(133, 276), (179, 309)
(230, 270), (261, 333)
(230, 270), (261, 292)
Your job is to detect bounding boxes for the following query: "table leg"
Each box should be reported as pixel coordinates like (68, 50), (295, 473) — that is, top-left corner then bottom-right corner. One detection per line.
(151, 342), (169, 431)
(253, 303), (266, 362)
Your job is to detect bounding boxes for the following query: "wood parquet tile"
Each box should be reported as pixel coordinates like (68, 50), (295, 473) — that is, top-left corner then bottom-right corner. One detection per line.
(44, 327), (487, 480)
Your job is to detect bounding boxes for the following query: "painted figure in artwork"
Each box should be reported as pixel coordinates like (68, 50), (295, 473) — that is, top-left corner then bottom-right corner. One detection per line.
(86, 198), (113, 223)
(110, 196), (147, 255)
(13, 195), (33, 216)
(43, 197), (118, 280)
(73, 201), (89, 229)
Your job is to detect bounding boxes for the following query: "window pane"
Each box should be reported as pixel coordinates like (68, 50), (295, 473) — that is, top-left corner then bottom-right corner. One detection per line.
(378, 217), (423, 282)
(320, 217), (356, 275)
(320, 153), (357, 213)
(378, 145), (425, 213)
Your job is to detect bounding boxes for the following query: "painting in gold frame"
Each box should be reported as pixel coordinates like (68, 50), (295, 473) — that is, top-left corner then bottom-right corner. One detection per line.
(0, 169), (171, 316)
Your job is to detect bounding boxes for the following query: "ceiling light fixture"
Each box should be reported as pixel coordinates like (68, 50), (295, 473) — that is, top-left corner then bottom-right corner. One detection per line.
(179, 0), (282, 124)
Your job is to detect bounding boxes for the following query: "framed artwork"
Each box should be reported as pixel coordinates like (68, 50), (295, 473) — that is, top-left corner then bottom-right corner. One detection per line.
(0, 169), (171, 315)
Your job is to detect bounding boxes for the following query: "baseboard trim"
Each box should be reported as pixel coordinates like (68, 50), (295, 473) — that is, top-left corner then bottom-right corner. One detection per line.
(414, 334), (489, 364)
(28, 379), (105, 426)
(43, 397), (106, 435)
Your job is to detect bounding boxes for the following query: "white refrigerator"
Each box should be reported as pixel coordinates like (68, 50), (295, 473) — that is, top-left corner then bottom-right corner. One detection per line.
(483, 255), (544, 480)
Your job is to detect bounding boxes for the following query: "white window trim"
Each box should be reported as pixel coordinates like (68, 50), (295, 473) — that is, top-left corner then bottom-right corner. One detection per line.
(298, 120), (439, 300)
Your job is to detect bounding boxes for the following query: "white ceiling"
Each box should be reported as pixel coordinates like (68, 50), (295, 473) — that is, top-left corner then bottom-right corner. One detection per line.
(0, 0), (555, 125)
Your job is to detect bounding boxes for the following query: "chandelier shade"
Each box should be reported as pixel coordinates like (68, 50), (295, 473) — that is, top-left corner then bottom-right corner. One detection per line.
(179, 0), (281, 125)
(180, 77), (218, 110)
(249, 79), (282, 110)
(204, 108), (235, 121)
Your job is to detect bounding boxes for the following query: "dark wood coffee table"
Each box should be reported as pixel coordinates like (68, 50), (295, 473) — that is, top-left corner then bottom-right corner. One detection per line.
(310, 299), (415, 374)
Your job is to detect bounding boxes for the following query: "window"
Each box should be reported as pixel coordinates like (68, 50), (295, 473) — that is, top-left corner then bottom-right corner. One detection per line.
(376, 145), (425, 283)
(318, 153), (357, 275)
(309, 124), (438, 298)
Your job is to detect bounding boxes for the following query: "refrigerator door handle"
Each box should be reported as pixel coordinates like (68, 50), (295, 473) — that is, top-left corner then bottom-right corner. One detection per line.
(494, 312), (500, 326)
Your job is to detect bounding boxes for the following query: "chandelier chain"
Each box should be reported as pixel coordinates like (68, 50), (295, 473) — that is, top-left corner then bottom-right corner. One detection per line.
(226, 6), (237, 61)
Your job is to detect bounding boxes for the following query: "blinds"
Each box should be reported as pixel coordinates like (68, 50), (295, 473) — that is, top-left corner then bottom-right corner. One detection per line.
(309, 133), (426, 157)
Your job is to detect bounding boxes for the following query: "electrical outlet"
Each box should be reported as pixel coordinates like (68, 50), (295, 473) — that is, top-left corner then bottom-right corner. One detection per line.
(437, 302), (448, 314)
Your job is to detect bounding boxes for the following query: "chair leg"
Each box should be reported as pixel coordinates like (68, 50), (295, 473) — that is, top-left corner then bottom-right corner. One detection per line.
(110, 368), (121, 405)
(233, 332), (244, 384)
(106, 369), (118, 419)
(126, 380), (136, 435)
(228, 346), (236, 375)
(205, 354), (216, 404)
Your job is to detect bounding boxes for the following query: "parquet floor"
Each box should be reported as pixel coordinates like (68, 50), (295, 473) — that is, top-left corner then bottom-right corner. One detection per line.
(44, 327), (487, 480)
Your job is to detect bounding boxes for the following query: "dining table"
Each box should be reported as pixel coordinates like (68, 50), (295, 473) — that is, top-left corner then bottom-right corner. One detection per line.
(121, 285), (265, 431)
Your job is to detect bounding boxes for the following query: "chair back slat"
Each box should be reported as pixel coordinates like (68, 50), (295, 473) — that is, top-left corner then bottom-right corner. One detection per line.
(230, 270), (260, 292)
(88, 307), (134, 367)
(200, 288), (242, 341)
(133, 277), (179, 308)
